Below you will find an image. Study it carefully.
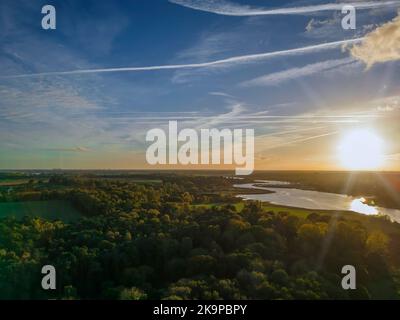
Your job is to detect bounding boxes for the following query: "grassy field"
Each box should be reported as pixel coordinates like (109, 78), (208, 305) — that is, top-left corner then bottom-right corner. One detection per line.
(0, 200), (82, 222)
(0, 179), (29, 186)
(191, 201), (370, 220)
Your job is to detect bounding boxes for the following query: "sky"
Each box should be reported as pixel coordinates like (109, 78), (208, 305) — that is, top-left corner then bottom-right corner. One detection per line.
(1, 0), (400, 171)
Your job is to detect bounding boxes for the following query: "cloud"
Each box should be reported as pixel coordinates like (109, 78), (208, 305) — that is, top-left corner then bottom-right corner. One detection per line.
(303, 2), (390, 41)
(385, 153), (400, 160)
(263, 131), (339, 150)
(306, 18), (335, 32)
(170, 20), (264, 83)
(169, 0), (400, 16)
(2, 38), (363, 79)
(378, 105), (395, 111)
(372, 95), (400, 111)
(46, 146), (92, 153)
(350, 12), (400, 67)
(0, 77), (117, 155)
(241, 57), (356, 87)
(175, 32), (237, 62)
(208, 91), (235, 98)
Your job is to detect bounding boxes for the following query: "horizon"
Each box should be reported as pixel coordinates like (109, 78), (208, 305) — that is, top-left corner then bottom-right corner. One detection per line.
(2, 168), (400, 173)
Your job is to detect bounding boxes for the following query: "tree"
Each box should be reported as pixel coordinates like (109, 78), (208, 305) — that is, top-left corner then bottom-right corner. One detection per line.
(119, 287), (147, 300)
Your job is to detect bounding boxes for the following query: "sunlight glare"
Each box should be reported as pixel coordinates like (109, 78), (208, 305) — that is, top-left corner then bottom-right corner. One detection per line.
(338, 129), (385, 170)
(350, 197), (379, 215)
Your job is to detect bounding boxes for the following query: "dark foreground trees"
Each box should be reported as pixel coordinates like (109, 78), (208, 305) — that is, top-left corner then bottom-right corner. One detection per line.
(1, 175), (400, 299)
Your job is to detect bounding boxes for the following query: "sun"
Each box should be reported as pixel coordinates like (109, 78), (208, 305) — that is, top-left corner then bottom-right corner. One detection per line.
(337, 129), (385, 170)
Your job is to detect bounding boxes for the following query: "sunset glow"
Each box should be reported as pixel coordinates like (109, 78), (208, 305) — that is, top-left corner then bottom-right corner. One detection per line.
(337, 129), (385, 170)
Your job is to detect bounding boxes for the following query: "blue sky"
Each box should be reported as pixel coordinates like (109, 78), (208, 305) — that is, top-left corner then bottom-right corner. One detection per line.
(1, 0), (400, 170)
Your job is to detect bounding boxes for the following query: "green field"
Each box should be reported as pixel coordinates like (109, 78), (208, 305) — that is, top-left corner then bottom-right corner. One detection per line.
(0, 200), (82, 222)
(191, 202), (321, 217)
(0, 179), (29, 186)
(191, 201), (368, 220)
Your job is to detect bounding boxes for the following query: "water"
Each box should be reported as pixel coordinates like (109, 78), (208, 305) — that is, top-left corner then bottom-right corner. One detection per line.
(234, 182), (400, 223)
(254, 180), (291, 186)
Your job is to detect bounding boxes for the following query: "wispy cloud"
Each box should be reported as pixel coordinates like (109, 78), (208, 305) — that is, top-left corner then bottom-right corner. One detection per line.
(2, 38), (363, 79)
(260, 131), (339, 151)
(169, 0), (400, 16)
(45, 146), (92, 153)
(208, 91), (235, 98)
(385, 153), (400, 160)
(374, 95), (400, 112)
(175, 32), (236, 62)
(241, 57), (357, 87)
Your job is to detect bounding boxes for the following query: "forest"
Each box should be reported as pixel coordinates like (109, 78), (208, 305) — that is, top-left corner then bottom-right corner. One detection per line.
(0, 172), (400, 299)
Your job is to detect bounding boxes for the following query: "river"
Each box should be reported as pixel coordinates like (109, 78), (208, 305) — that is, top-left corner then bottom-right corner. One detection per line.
(234, 181), (400, 223)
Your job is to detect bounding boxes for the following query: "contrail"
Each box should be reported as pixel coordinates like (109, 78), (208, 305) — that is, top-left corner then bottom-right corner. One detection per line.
(263, 131), (339, 150)
(2, 38), (363, 79)
(241, 57), (357, 87)
(169, 0), (400, 16)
